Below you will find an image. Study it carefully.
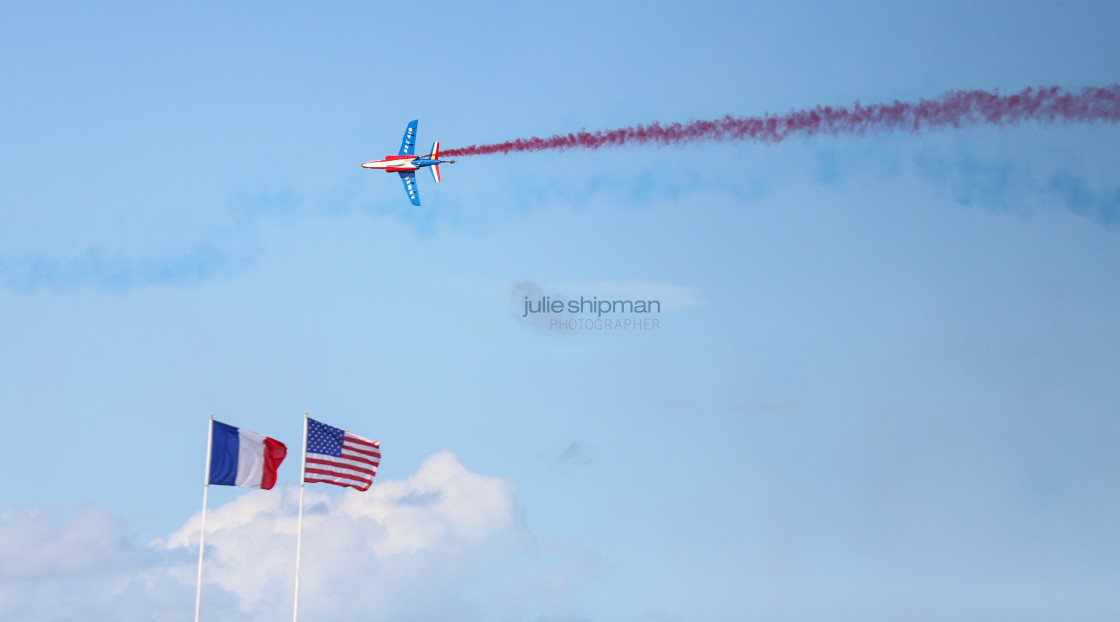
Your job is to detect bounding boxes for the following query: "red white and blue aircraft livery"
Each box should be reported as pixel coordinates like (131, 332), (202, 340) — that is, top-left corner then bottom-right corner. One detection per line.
(361, 120), (454, 206)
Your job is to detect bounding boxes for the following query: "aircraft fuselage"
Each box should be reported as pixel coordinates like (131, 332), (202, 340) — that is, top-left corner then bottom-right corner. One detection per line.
(361, 155), (443, 173)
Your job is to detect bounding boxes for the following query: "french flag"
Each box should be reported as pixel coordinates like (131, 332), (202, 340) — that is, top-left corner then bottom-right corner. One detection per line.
(208, 420), (288, 490)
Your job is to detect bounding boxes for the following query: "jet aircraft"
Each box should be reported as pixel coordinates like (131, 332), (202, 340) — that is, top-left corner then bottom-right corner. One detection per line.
(361, 120), (454, 206)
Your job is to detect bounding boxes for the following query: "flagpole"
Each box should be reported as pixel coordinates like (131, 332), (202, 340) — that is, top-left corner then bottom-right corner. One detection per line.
(293, 411), (308, 622)
(195, 412), (214, 622)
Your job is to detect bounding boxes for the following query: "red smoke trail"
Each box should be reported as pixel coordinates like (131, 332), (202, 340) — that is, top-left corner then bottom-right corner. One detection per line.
(442, 85), (1120, 158)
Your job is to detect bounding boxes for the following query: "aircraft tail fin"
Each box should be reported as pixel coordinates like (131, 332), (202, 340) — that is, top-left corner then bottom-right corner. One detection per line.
(430, 141), (441, 183)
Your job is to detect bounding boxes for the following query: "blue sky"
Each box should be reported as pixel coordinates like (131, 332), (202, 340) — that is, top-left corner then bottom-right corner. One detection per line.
(2, 1), (1119, 620)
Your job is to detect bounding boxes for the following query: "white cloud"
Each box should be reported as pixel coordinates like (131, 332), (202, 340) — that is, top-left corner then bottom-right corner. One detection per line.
(0, 504), (157, 582)
(0, 452), (593, 622)
(0, 504), (194, 621)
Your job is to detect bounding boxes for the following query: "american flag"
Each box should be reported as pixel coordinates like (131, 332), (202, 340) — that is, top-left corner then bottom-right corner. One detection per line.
(303, 417), (380, 491)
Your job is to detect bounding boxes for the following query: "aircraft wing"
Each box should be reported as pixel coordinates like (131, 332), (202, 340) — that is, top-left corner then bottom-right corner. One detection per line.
(398, 120), (418, 156)
(398, 171), (421, 206)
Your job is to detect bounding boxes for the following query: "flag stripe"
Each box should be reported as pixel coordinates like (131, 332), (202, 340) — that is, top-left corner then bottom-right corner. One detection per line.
(309, 453), (377, 470)
(339, 450), (379, 464)
(235, 429), (266, 487)
(345, 445), (381, 459)
(345, 435), (380, 450)
(305, 469), (374, 484)
(304, 475), (370, 486)
(306, 458), (379, 478)
(261, 437), (286, 490)
(304, 477), (371, 491)
(305, 470), (374, 485)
